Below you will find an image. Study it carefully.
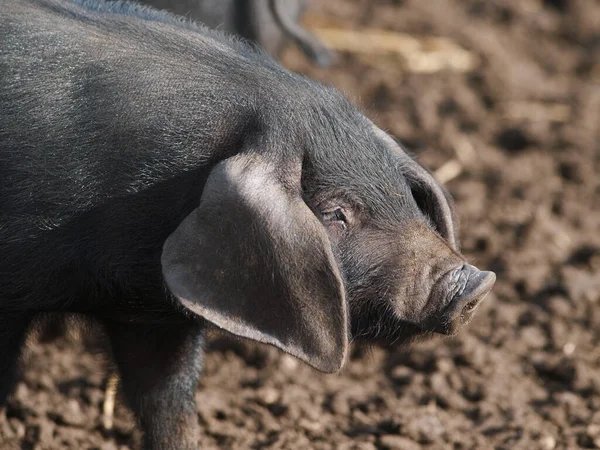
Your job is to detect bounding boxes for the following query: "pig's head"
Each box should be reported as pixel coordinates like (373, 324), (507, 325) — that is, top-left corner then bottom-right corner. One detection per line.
(161, 94), (495, 373)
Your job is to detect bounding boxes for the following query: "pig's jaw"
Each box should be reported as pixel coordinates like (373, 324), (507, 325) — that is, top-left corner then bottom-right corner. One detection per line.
(347, 262), (496, 345)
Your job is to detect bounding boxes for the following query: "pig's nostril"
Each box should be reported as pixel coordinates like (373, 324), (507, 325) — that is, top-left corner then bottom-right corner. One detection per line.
(429, 265), (496, 335)
(447, 265), (495, 318)
(456, 269), (495, 315)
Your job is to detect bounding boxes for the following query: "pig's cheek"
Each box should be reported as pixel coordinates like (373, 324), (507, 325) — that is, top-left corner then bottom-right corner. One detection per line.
(392, 289), (429, 325)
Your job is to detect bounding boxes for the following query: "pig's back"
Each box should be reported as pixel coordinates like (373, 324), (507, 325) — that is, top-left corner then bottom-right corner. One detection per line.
(0, 0), (261, 232)
(0, 0), (265, 310)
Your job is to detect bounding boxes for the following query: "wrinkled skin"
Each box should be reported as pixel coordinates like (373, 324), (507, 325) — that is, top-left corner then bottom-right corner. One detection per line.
(0, 0), (494, 449)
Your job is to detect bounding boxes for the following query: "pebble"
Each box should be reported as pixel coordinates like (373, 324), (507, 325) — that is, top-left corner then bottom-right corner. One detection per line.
(280, 355), (299, 372)
(405, 414), (445, 444)
(329, 392), (351, 416)
(100, 443), (119, 450)
(57, 398), (86, 427)
(256, 387), (279, 405)
(588, 424), (600, 436)
(379, 435), (421, 450)
(9, 418), (26, 439)
(37, 374), (55, 391)
(390, 366), (414, 385)
(436, 358), (454, 374)
(563, 342), (576, 356)
(540, 435), (556, 450)
(521, 326), (547, 349)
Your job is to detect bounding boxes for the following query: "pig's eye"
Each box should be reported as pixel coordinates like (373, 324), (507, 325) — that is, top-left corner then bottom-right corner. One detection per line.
(322, 207), (348, 230)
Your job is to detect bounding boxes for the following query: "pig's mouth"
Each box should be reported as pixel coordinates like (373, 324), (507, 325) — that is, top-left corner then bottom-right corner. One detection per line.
(349, 264), (495, 346)
(427, 264), (496, 335)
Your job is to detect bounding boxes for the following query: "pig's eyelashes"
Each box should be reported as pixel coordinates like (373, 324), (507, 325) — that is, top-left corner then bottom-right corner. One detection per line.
(322, 207), (346, 222)
(331, 208), (346, 222)
(321, 207), (348, 232)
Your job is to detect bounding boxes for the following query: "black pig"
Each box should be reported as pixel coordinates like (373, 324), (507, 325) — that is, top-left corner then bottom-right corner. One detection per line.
(0, 0), (495, 448)
(130, 0), (334, 66)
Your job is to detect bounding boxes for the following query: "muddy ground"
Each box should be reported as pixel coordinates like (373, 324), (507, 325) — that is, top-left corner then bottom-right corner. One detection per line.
(1, 0), (600, 449)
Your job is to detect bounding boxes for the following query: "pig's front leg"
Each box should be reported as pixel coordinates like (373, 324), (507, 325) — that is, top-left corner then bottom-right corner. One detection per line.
(0, 312), (34, 405)
(103, 319), (204, 450)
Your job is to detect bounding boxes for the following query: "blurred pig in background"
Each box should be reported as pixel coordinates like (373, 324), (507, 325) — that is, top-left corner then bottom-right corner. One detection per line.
(132, 0), (335, 65)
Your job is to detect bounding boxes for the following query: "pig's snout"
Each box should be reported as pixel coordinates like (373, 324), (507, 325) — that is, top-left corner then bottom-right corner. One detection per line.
(431, 264), (496, 335)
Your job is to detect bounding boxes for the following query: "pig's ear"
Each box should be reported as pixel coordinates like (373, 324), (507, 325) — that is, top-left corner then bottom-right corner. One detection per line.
(406, 162), (460, 249)
(161, 154), (348, 373)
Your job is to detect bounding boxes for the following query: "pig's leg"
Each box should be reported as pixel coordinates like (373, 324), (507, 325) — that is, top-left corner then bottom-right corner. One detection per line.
(0, 312), (34, 404)
(269, 0), (335, 67)
(103, 320), (204, 450)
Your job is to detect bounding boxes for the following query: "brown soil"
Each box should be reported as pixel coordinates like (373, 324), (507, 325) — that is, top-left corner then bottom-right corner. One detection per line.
(2, 0), (600, 449)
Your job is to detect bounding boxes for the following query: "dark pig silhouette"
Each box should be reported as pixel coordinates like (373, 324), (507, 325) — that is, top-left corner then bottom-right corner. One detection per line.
(0, 0), (495, 448)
